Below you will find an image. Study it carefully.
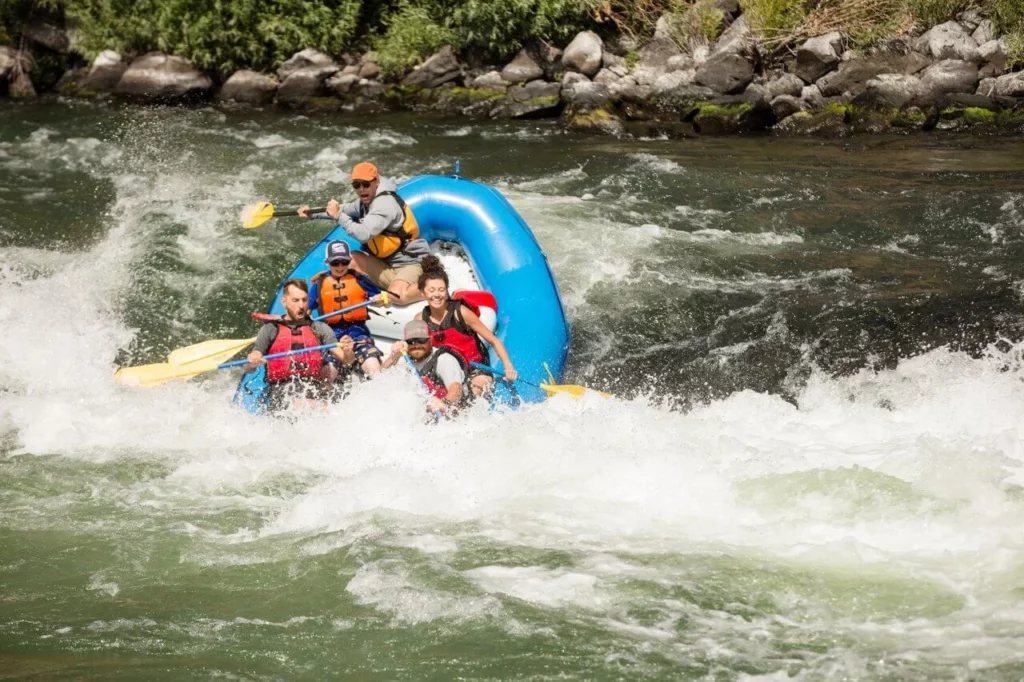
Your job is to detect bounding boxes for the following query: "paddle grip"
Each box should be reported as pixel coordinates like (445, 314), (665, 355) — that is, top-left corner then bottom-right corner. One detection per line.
(288, 206), (328, 217)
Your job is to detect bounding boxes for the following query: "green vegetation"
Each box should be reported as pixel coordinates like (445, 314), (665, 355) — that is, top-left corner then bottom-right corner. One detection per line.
(993, 0), (1024, 67)
(662, 0), (726, 50)
(890, 107), (927, 127)
(904, 0), (972, 26)
(1, 0), (1024, 84)
(741, 0), (1024, 56)
(372, 2), (457, 77)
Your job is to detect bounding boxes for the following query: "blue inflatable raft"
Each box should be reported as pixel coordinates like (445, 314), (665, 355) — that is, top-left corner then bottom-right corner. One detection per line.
(233, 174), (570, 413)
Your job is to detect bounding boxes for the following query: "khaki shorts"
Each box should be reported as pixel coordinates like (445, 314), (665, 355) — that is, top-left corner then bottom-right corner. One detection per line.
(362, 254), (422, 289)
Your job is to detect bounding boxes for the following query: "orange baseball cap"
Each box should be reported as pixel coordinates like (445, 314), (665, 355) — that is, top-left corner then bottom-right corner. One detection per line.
(351, 162), (379, 181)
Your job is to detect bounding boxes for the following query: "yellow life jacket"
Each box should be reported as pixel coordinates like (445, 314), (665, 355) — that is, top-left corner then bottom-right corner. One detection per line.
(311, 269), (370, 324)
(362, 190), (420, 259)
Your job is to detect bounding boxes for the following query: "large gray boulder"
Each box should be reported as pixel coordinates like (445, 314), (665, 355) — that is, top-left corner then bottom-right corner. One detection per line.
(651, 69), (697, 96)
(770, 94), (805, 121)
(491, 79), (561, 118)
(768, 72), (805, 98)
(713, 15), (757, 58)
(25, 18), (68, 53)
(694, 15), (757, 95)
(636, 37), (682, 70)
(326, 72), (360, 95)
(608, 76), (651, 104)
(355, 79), (386, 98)
(817, 54), (930, 97)
(649, 82), (716, 115)
(562, 80), (611, 110)
(667, 54), (695, 72)
(217, 70), (277, 105)
(116, 53), (213, 101)
(977, 39), (1007, 79)
(972, 19), (994, 46)
(602, 52), (626, 69)
(992, 71), (1024, 97)
(562, 71), (591, 88)
(0, 46), (18, 79)
(277, 49), (336, 80)
(358, 61), (380, 80)
(916, 21), (979, 62)
(500, 49), (544, 84)
(795, 32), (842, 83)
(801, 83), (826, 108)
(695, 52), (754, 94)
(275, 65), (339, 103)
(471, 70), (507, 90)
(920, 59), (979, 98)
(81, 50), (127, 91)
(592, 68), (621, 85)
(562, 31), (603, 77)
(402, 45), (461, 89)
(862, 73), (923, 108)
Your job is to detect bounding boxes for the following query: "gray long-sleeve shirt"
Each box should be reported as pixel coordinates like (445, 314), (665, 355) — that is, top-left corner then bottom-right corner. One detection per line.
(312, 176), (429, 267)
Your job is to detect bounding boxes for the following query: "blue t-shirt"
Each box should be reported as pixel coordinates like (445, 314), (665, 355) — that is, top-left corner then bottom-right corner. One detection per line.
(309, 271), (381, 341)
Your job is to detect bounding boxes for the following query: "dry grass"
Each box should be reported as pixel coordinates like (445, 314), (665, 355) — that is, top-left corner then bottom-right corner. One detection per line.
(746, 0), (915, 51)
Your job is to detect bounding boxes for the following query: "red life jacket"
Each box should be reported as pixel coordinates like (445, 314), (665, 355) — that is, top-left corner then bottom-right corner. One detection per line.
(311, 269), (370, 324)
(420, 291), (496, 366)
(265, 320), (323, 382)
(417, 347), (468, 400)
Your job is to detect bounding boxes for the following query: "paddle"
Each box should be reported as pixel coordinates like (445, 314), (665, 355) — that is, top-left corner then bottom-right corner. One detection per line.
(469, 362), (610, 399)
(166, 300), (380, 366)
(241, 201), (327, 229)
(116, 341), (345, 388)
(403, 353), (446, 418)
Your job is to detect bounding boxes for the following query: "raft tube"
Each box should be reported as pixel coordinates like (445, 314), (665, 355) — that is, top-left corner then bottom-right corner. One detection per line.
(233, 174), (570, 413)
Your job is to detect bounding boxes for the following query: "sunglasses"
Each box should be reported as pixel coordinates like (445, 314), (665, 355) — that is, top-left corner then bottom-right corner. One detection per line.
(327, 259), (350, 267)
(351, 180), (373, 189)
(405, 337), (430, 345)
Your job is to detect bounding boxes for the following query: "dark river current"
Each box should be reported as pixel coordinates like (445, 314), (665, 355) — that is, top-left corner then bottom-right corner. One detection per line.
(2, 99), (1024, 680)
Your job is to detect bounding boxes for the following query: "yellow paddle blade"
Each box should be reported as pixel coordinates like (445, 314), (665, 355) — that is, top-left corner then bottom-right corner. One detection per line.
(540, 383), (611, 399)
(115, 358), (220, 388)
(166, 337), (256, 366)
(241, 201), (275, 229)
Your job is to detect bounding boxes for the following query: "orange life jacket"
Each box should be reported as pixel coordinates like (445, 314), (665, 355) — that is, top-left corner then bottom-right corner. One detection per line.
(361, 190), (420, 259)
(312, 269), (370, 324)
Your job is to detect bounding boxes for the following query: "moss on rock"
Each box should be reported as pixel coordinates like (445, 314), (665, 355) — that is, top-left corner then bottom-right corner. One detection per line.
(564, 107), (625, 135)
(890, 108), (926, 128)
(691, 101), (773, 135)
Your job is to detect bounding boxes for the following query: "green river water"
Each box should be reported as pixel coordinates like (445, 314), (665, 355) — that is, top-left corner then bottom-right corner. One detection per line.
(2, 99), (1024, 680)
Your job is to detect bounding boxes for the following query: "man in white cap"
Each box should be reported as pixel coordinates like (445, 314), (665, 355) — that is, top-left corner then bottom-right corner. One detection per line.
(384, 319), (465, 415)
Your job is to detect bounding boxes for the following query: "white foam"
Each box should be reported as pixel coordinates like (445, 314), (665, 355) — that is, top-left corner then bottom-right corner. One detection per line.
(4, 118), (1024, 673)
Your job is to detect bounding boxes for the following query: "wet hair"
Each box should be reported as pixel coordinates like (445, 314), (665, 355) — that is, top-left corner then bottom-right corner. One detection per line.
(417, 254), (449, 290)
(282, 278), (309, 295)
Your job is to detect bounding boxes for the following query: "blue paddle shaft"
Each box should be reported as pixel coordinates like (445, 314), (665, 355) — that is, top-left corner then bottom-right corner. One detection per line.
(219, 341), (340, 370)
(312, 300), (373, 323)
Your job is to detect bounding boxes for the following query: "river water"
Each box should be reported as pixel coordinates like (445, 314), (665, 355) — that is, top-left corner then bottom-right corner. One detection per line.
(2, 99), (1024, 680)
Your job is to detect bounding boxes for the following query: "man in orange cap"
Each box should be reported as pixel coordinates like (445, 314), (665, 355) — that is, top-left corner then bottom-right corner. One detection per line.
(300, 162), (428, 304)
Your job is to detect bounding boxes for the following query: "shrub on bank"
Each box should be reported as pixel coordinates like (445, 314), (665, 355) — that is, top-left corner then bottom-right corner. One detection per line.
(64, 0), (362, 78)
(2, 0), (1024, 82)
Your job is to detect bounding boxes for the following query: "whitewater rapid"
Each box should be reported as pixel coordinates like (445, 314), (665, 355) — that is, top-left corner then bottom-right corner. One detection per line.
(3, 105), (1024, 678)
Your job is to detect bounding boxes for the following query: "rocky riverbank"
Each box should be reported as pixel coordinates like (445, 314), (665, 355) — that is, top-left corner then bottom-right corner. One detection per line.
(4, 5), (1024, 137)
